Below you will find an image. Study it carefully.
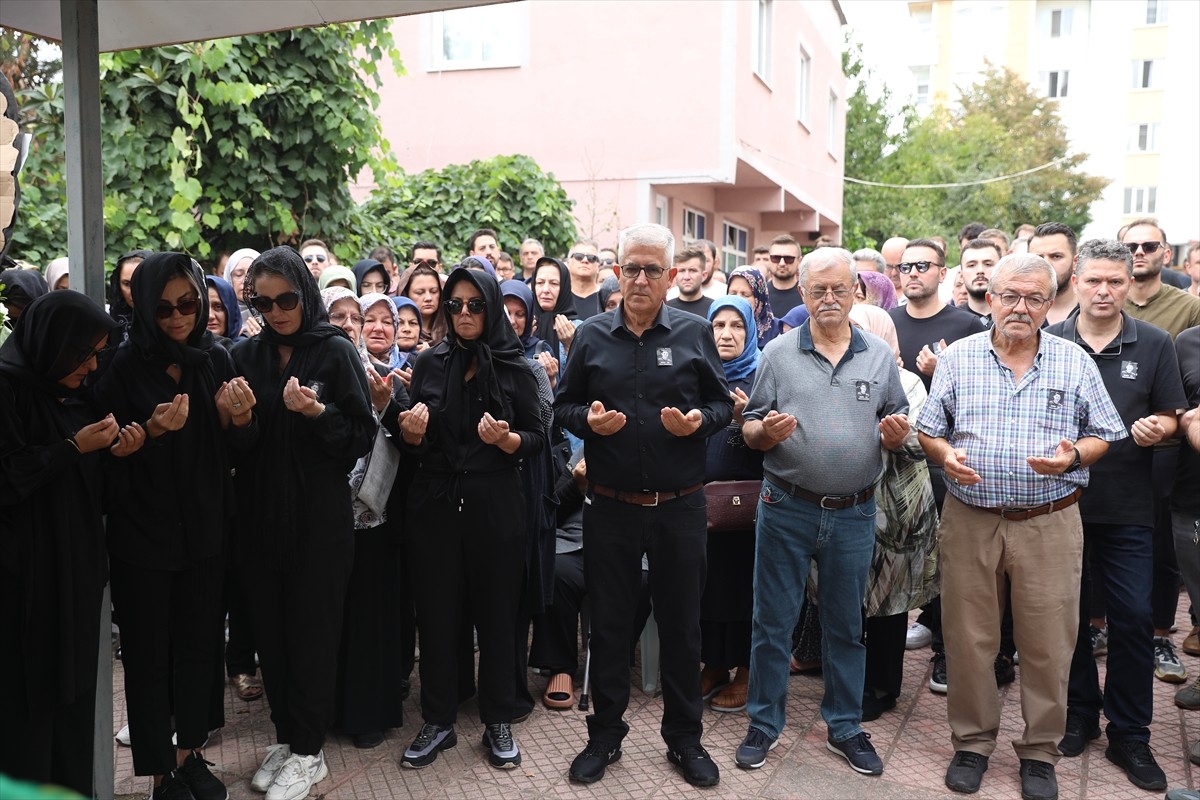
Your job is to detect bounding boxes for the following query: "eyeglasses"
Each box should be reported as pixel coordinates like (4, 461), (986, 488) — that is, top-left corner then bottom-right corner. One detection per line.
(570, 253), (600, 264)
(619, 264), (666, 279)
(249, 292), (301, 313)
(807, 287), (853, 300)
(155, 297), (201, 319)
(997, 292), (1049, 311)
(768, 254), (798, 264)
(329, 311), (365, 325)
(897, 261), (940, 274)
(410, 258), (438, 269)
(303, 254), (328, 264)
(75, 343), (113, 364)
(599, 257), (616, 267)
(1123, 241), (1162, 255)
(445, 297), (487, 315)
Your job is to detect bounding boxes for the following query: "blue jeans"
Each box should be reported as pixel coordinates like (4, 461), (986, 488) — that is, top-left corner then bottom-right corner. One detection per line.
(746, 479), (876, 742)
(1067, 523), (1153, 740)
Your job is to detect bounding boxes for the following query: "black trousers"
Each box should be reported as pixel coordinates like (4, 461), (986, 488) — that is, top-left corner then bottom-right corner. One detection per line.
(110, 555), (225, 776)
(244, 531), (353, 756)
(1150, 448), (1181, 630)
(224, 557), (257, 678)
(407, 470), (527, 726)
(864, 612), (908, 700)
(582, 490), (707, 748)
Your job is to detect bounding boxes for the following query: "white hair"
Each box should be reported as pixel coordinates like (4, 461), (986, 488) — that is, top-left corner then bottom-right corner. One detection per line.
(989, 253), (1057, 299)
(799, 247), (856, 287)
(618, 223), (675, 265)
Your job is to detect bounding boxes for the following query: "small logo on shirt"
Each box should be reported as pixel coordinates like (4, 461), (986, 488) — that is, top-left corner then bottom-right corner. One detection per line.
(656, 347), (673, 366)
(855, 380), (871, 401)
(1120, 361), (1139, 380)
(1047, 389), (1065, 410)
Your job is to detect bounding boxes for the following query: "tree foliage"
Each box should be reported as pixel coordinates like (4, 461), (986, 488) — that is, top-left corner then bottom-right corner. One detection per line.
(4, 23), (402, 266)
(341, 154), (578, 266)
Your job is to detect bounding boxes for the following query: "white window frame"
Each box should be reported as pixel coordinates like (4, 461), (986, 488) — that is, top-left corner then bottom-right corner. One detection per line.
(722, 221), (749, 272)
(827, 88), (840, 156)
(1040, 70), (1069, 98)
(1048, 8), (1074, 37)
(796, 42), (812, 126)
(1128, 123), (1161, 152)
(683, 208), (708, 243)
(751, 0), (773, 85)
(1131, 59), (1161, 89)
(912, 66), (931, 110)
(654, 194), (669, 228)
(1123, 186), (1158, 214)
(1145, 0), (1167, 25)
(426, 4), (525, 72)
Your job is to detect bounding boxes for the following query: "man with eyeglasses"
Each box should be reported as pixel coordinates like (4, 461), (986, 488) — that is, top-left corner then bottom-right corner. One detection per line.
(566, 238), (604, 320)
(734, 246), (909, 777)
(299, 238), (333, 279)
(408, 241), (442, 276)
(1042, 239), (1182, 792)
(765, 234), (805, 317)
(1029, 222), (1080, 326)
(554, 222), (732, 788)
(916, 253), (1126, 800)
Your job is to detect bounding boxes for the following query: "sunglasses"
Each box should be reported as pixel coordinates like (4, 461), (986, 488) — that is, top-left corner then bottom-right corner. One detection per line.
(570, 252), (600, 264)
(75, 343), (114, 364)
(599, 257), (616, 267)
(155, 297), (201, 319)
(619, 264), (666, 279)
(1123, 241), (1162, 255)
(410, 258), (438, 269)
(897, 261), (939, 274)
(768, 254), (797, 264)
(250, 292), (301, 313)
(444, 297), (487, 315)
(303, 254), (328, 264)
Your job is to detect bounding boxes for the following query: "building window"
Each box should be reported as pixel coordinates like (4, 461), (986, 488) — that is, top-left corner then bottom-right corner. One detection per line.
(752, 0), (773, 84)
(1041, 70), (1069, 98)
(722, 222), (749, 272)
(912, 66), (931, 111)
(1123, 186), (1158, 214)
(427, 4), (523, 71)
(828, 89), (839, 155)
(683, 209), (707, 243)
(1049, 8), (1074, 37)
(1132, 59), (1160, 88)
(1145, 0), (1166, 24)
(1128, 123), (1161, 152)
(796, 44), (811, 124)
(654, 195), (669, 228)
(912, 8), (932, 36)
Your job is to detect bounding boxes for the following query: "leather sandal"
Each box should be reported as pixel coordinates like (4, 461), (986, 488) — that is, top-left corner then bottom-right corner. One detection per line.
(232, 673), (263, 701)
(543, 672), (574, 710)
(710, 667), (749, 713)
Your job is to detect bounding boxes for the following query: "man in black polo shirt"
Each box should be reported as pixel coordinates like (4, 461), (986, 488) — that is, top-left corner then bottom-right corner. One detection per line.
(1046, 238), (1184, 792)
(554, 222), (733, 788)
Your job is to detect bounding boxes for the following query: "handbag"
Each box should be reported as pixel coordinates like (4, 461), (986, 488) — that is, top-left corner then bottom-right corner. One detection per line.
(354, 426), (400, 517)
(705, 479), (761, 533)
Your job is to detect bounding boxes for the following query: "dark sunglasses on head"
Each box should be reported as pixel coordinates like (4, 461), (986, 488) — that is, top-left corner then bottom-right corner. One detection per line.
(155, 297), (201, 319)
(303, 254), (328, 264)
(768, 254), (797, 264)
(1123, 241), (1161, 255)
(444, 297), (487, 315)
(897, 261), (939, 274)
(619, 264), (666, 279)
(411, 258), (438, 269)
(249, 292), (302, 313)
(570, 252), (600, 264)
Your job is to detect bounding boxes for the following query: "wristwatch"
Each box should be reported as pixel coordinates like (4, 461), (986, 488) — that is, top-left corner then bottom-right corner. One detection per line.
(1063, 445), (1082, 473)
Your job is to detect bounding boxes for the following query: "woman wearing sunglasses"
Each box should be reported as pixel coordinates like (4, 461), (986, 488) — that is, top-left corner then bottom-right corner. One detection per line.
(94, 252), (252, 800)
(393, 269), (545, 771)
(0, 292), (145, 797)
(232, 247), (375, 800)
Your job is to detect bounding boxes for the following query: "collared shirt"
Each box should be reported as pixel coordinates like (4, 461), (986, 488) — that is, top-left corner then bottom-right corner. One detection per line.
(1047, 311), (1186, 526)
(915, 329), (1126, 509)
(1125, 283), (1200, 339)
(554, 302), (732, 492)
(743, 321), (908, 495)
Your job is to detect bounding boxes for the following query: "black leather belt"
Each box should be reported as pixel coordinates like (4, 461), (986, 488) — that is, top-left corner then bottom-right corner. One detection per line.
(977, 488), (1081, 521)
(589, 482), (704, 507)
(764, 470), (875, 510)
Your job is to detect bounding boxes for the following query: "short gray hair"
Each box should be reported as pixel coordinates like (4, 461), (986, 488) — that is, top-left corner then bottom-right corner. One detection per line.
(1076, 238), (1132, 276)
(851, 248), (886, 273)
(618, 223), (675, 266)
(799, 247), (857, 287)
(520, 238), (544, 253)
(989, 253), (1057, 299)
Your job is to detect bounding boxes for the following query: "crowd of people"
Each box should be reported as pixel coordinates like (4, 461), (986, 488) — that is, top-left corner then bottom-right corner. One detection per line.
(0, 218), (1198, 800)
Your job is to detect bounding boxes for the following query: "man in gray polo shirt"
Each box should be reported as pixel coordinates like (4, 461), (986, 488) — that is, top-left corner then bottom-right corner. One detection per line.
(732, 247), (909, 776)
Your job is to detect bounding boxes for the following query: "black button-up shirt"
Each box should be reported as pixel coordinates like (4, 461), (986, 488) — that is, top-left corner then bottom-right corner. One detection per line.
(554, 303), (733, 492)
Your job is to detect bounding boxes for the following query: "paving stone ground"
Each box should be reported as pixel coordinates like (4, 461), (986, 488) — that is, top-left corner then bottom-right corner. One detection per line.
(113, 603), (1200, 799)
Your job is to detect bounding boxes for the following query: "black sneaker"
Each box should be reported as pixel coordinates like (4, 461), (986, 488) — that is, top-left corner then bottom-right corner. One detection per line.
(176, 751), (227, 800)
(929, 653), (948, 694)
(734, 727), (778, 769)
(152, 772), (197, 800)
(861, 692), (897, 722)
(945, 750), (988, 794)
(569, 739), (622, 783)
(1105, 738), (1166, 790)
(666, 743), (719, 787)
(1018, 759), (1057, 800)
(994, 654), (1015, 686)
(483, 723), (521, 769)
(1058, 711), (1099, 757)
(401, 723), (457, 769)
(352, 730), (385, 749)
(826, 731), (883, 775)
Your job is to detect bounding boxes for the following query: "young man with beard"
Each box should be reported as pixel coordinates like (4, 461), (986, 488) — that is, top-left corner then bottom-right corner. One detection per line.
(1029, 223), (1079, 326)
(666, 247), (714, 318)
(958, 239), (1003, 326)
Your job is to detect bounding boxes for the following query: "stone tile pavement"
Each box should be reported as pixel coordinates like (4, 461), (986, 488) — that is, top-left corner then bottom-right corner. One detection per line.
(113, 607), (1200, 799)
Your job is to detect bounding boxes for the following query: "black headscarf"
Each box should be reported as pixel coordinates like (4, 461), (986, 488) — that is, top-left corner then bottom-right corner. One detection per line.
(106, 249), (153, 326)
(352, 258), (391, 296)
(128, 252), (215, 368)
(0, 290), (117, 398)
(246, 246), (346, 348)
(0, 268), (49, 317)
(597, 275), (621, 314)
(529, 256), (577, 356)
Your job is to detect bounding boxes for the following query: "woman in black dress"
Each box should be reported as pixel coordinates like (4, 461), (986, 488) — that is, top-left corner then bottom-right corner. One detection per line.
(0, 291), (145, 796)
(231, 247), (374, 800)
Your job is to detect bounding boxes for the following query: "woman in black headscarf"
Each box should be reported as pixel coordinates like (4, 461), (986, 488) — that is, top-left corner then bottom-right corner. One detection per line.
(107, 249), (153, 341)
(392, 269), (545, 771)
(231, 246), (374, 800)
(0, 292), (145, 796)
(352, 258), (391, 297)
(529, 256), (578, 368)
(94, 252), (249, 800)
(0, 267), (48, 328)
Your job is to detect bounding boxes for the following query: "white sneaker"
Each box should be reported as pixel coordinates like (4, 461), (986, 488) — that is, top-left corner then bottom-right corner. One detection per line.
(906, 622), (933, 650)
(251, 744), (291, 793)
(266, 751), (327, 800)
(115, 723), (131, 746)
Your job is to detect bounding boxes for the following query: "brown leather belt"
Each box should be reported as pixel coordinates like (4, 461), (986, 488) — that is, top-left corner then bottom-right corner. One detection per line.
(764, 470), (875, 510)
(979, 488), (1082, 521)
(589, 482), (704, 507)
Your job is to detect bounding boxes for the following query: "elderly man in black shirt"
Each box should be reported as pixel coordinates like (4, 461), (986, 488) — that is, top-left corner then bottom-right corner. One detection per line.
(555, 222), (733, 788)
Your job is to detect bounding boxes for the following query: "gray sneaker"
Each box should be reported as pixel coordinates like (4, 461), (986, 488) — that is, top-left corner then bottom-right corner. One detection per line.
(1176, 677), (1200, 710)
(482, 723), (520, 769)
(401, 724), (457, 769)
(1155, 637), (1188, 683)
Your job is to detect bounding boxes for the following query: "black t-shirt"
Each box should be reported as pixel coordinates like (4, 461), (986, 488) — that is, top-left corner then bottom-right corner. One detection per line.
(1047, 313), (1188, 526)
(667, 295), (714, 319)
(889, 304), (986, 390)
(572, 292), (602, 321)
(1173, 325), (1200, 516)
(767, 282), (804, 318)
